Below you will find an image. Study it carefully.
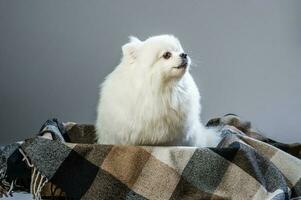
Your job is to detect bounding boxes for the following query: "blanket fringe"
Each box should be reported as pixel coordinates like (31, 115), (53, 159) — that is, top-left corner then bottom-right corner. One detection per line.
(19, 148), (49, 200)
(0, 179), (13, 197)
(0, 149), (31, 197)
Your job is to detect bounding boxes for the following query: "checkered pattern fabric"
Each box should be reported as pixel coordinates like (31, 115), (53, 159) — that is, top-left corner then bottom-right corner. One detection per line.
(1, 115), (300, 199)
(19, 125), (300, 199)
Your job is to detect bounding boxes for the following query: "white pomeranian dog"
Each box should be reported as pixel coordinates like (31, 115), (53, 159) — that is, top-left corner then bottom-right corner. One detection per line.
(95, 35), (221, 147)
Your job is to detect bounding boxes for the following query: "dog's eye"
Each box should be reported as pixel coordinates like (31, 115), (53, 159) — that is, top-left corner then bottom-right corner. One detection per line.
(163, 52), (172, 59)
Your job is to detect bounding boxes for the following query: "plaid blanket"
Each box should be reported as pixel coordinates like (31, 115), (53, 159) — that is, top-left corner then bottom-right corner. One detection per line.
(1, 115), (301, 199)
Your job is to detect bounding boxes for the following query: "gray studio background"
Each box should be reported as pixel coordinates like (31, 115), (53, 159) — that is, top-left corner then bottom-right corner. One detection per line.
(1, 0), (301, 145)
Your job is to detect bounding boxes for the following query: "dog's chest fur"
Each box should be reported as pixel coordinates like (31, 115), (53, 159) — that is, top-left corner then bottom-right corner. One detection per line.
(96, 70), (193, 146)
(131, 84), (189, 145)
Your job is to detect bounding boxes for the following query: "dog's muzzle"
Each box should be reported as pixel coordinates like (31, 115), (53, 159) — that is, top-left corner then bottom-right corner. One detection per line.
(174, 54), (188, 69)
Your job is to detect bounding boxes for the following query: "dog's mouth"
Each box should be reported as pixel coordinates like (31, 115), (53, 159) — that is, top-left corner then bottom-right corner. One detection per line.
(173, 62), (188, 69)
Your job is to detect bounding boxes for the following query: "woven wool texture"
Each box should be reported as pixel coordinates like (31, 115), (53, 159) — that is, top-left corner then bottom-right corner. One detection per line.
(1, 115), (300, 199)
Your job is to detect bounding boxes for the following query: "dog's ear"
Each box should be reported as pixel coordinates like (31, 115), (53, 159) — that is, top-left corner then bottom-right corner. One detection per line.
(122, 36), (142, 62)
(129, 36), (141, 43)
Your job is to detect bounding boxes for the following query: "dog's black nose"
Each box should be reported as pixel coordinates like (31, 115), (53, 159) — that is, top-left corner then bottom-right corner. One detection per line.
(180, 53), (187, 59)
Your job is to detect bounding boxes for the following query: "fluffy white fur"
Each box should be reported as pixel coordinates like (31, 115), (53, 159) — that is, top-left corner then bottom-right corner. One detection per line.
(96, 35), (221, 147)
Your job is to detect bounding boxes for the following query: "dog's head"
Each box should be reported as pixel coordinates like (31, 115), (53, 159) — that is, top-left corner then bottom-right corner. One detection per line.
(121, 35), (190, 82)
